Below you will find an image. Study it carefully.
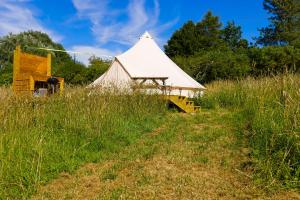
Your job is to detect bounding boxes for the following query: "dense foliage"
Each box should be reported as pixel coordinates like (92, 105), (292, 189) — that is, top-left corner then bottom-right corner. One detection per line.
(85, 56), (110, 83)
(165, 0), (300, 83)
(174, 47), (250, 83)
(0, 31), (109, 85)
(248, 46), (300, 76)
(165, 12), (250, 83)
(256, 0), (300, 46)
(54, 56), (110, 85)
(164, 11), (224, 57)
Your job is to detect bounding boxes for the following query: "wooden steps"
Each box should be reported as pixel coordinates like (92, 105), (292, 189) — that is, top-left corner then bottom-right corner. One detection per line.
(165, 95), (200, 113)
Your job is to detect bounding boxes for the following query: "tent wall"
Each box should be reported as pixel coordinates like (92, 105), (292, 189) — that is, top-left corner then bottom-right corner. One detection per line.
(92, 60), (132, 89)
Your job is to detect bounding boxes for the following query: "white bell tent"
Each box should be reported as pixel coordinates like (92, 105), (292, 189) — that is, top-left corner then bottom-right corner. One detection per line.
(91, 31), (205, 97)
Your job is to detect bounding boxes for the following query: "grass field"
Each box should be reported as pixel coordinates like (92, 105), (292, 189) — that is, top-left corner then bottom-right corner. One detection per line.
(32, 109), (299, 199)
(198, 74), (300, 189)
(0, 74), (300, 199)
(0, 88), (166, 199)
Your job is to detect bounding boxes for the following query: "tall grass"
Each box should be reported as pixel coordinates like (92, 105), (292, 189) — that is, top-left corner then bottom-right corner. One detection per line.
(199, 74), (300, 189)
(0, 87), (166, 199)
(0, 86), (12, 100)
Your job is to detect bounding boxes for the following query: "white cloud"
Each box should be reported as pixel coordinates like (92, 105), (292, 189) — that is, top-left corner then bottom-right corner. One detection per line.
(69, 45), (120, 65)
(72, 0), (177, 46)
(0, 0), (62, 42)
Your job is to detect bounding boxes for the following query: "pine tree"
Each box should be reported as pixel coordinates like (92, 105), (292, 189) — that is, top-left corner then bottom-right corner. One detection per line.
(257, 0), (300, 46)
(195, 11), (223, 50)
(221, 21), (248, 49)
(164, 21), (197, 57)
(164, 11), (224, 57)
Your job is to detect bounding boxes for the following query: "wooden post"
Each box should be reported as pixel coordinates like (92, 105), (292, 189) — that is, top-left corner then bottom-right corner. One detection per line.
(13, 45), (21, 93)
(47, 53), (51, 76)
(162, 79), (166, 96)
(29, 76), (35, 91)
(60, 79), (64, 95)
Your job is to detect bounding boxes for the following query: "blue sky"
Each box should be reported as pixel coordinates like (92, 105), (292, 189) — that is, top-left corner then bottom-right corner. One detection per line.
(0, 0), (269, 64)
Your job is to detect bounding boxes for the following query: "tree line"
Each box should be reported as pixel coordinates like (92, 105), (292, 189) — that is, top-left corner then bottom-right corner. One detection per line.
(164, 0), (300, 83)
(0, 31), (109, 85)
(0, 0), (299, 85)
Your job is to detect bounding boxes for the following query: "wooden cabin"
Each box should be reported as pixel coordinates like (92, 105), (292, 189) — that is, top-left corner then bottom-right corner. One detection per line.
(13, 45), (64, 95)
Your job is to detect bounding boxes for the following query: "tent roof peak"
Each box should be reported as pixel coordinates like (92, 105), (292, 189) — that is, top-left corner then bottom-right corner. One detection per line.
(140, 31), (152, 40)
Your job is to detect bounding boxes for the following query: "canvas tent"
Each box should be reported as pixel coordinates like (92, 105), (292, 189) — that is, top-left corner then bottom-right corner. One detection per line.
(91, 31), (205, 97)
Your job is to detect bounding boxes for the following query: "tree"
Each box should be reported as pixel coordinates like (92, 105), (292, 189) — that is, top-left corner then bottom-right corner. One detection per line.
(248, 46), (300, 76)
(54, 56), (110, 84)
(164, 11), (253, 83)
(164, 21), (197, 57)
(221, 21), (248, 49)
(174, 48), (250, 83)
(195, 11), (224, 50)
(0, 63), (13, 85)
(55, 61), (87, 84)
(164, 8), (300, 82)
(85, 56), (110, 83)
(256, 0), (300, 46)
(165, 11), (224, 57)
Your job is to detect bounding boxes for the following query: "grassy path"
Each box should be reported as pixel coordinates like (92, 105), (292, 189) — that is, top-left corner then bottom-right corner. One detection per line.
(32, 109), (299, 200)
